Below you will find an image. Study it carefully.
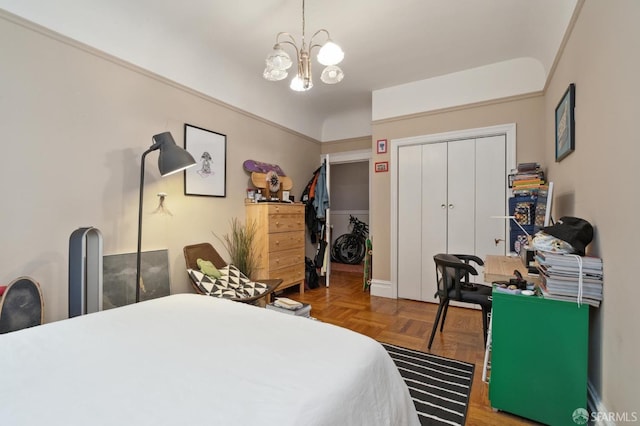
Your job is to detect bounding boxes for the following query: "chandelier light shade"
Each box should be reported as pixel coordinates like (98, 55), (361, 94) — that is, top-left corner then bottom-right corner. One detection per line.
(263, 0), (344, 91)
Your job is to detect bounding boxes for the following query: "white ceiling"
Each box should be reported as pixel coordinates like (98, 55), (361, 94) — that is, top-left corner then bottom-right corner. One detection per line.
(0, 0), (578, 140)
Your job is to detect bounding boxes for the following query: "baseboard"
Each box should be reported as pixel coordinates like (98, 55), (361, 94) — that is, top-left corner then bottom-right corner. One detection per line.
(370, 279), (394, 298)
(588, 381), (616, 426)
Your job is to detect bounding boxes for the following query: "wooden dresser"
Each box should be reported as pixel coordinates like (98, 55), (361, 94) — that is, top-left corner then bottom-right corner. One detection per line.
(246, 202), (305, 294)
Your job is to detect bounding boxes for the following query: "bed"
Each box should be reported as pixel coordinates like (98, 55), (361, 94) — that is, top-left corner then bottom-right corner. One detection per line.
(0, 294), (419, 425)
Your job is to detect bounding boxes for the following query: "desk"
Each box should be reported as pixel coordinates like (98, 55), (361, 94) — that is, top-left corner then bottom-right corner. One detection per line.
(486, 257), (589, 424)
(483, 254), (539, 285)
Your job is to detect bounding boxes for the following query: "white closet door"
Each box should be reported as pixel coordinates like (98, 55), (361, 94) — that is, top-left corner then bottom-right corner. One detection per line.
(397, 135), (507, 302)
(420, 143), (448, 301)
(447, 139), (476, 254)
(475, 135), (507, 278)
(397, 145), (423, 300)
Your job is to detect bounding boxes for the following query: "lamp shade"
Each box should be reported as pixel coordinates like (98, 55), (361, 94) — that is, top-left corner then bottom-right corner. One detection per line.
(153, 132), (196, 176)
(317, 41), (344, 66)
(265, 45), (293, 71)
(263, 66), (288, 81)
(320, 65), (344, 84)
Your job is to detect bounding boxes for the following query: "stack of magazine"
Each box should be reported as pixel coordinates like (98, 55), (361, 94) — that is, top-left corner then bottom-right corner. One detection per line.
(266, 297), (312, 317)
(536, 251), (603, 307)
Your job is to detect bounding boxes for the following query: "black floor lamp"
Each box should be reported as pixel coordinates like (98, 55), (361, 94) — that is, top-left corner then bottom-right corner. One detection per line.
(136, 132), (196, 303)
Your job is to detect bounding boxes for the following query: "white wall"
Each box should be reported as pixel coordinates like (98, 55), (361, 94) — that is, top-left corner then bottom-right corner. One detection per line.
(372, 58), (546, 121)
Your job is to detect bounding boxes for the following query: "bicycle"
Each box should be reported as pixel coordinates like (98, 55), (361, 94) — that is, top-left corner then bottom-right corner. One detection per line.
(331, 215), (369, 265)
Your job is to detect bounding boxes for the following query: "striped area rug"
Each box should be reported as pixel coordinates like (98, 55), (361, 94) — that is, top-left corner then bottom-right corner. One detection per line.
(382, 343), (474, 426)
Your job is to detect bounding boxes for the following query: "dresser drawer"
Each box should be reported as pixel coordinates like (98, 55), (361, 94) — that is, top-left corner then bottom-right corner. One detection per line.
(268, 247), (304, 270)
(268, 231), (304, 252)
(269, 264), (305, 288)
(267, 214), (305, 233)
(267, 203), (304, 215)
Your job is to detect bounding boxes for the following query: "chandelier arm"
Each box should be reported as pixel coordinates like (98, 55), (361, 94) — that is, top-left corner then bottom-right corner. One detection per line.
(278, 39), (302, 63)
(275, 32), (298, 47)
(309, 29), (332, 52)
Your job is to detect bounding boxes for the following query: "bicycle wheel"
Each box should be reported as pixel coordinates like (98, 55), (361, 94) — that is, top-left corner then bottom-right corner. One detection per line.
(331, 234), (350, 262)
(331, 234), (349, 263)
(335, 234), (366, 264)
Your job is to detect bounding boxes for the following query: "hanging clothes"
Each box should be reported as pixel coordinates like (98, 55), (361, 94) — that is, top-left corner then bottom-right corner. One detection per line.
(313, 161), (329, 220)
(301, 161), (330, 244)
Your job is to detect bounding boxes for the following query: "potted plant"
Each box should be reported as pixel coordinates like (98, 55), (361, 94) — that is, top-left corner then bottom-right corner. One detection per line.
(216, 218), (258, 279)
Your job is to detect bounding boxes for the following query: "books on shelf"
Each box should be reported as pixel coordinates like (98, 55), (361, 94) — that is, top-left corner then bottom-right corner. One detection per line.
(509, 163), (546, 197)
(517, 162), (540, 172)
(535, 251), (604, 307)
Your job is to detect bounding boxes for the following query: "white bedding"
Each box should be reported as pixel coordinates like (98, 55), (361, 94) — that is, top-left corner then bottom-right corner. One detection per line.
(0, 294), (419, 425)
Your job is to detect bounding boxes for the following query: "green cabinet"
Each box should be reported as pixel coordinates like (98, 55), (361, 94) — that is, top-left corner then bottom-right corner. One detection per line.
(489, 290), (589, 425)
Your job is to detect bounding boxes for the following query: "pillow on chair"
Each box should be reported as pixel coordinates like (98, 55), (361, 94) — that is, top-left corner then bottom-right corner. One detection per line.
(188, 265), (269, 299)
(188, 269), (237, 298)
(217, 265), (269, 298)
(196, 258), (222, 279)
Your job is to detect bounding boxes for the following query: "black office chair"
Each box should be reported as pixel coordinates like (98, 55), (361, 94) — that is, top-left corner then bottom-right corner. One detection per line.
(428, 254), (492, 350)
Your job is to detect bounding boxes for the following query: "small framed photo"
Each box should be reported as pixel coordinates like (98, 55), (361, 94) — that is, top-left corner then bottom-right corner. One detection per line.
(184, 124), (227, 197)
(376, 139), (388, 154)
(555, 83), (575, 162)
(375, 161), (389, 173)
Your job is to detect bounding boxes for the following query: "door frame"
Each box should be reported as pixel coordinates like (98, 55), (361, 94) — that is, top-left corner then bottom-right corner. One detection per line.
(385, 123), (516, 299)
(321, 149), (372, 286)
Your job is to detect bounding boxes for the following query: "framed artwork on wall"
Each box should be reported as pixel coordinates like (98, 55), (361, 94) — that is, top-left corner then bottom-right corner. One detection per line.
(376, 139), (388, 154)
(184, 123), (227, 197)
(375, 161), (389, 173)
(555, 83), (575, 162)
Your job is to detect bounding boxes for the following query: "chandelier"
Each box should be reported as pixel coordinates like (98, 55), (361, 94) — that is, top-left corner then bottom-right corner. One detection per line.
(263, 0), (344, 92)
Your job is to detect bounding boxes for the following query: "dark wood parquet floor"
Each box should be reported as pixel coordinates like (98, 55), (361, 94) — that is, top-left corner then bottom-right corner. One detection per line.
(278, 265), (540, 426)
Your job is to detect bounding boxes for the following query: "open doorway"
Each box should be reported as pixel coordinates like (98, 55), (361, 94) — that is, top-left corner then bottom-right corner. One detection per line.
(329, 161), (370, 275)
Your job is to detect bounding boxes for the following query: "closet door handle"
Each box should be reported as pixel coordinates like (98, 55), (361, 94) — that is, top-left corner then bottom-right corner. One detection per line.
(448, 204), (454, 209)
(441, 204), (446, 209)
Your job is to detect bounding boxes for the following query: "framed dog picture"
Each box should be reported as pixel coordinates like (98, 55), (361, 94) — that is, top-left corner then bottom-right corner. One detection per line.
(184, 124), (227, 197)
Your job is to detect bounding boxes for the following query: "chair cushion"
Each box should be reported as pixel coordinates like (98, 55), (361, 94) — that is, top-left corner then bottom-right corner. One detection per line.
(449, 284), (492, 307)
(188, 265), (269, 299)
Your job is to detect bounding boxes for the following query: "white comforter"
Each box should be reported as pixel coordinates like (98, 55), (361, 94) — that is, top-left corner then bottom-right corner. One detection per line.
(0, 294), (419, 425)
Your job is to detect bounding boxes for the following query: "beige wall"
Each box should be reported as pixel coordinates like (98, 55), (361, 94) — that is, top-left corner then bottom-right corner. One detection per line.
(330, 162), (369, 211)
(542, 0), (639, 414)
(0, 13), (320, 322)
(371, 94), (545, 281)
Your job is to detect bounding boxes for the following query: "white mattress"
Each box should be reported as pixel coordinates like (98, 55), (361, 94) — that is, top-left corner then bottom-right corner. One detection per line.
(0, 294), (419, 425)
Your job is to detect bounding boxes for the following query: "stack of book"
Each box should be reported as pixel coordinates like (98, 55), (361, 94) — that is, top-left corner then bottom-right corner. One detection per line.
(535, 251), (603, 307)
(266, 297), (312, 317)
(510, 163), (546, 196)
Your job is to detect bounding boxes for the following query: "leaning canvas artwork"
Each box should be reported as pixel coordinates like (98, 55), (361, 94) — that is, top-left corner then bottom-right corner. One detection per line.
(103, 249), (170, 309)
